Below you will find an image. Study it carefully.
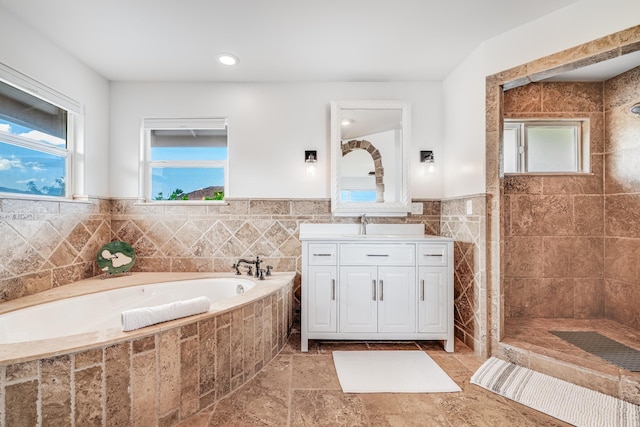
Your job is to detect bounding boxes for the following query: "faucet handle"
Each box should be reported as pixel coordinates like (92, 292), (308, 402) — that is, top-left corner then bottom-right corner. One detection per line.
(266, 265), (273, 276)
(232, 263), (242, 275)
(246, 266), (253, 276)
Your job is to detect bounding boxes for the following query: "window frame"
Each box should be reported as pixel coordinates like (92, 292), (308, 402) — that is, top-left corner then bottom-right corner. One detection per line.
(503, 119), (588, 174)
(0, 63), (83, 200)
(140, 118), (229, 203)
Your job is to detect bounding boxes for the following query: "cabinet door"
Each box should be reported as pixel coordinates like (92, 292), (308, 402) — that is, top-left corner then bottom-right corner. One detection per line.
(339, 266), (377, 333)
(307, 266), (337, 332)
(418, 267), (448, 333)
(377, 267), (416, 333)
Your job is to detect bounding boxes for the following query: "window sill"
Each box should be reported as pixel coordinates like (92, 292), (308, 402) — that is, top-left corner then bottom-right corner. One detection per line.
(134, 200), (229, 206)
(0, 193), (92, 204)
(504, 172), (593, 177)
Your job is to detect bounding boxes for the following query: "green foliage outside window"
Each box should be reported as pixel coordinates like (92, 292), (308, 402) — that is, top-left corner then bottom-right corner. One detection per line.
(153, 189), (224, 201)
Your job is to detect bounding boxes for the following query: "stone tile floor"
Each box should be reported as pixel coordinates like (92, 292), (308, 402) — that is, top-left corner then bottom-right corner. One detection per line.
(178, 333), (570, 426)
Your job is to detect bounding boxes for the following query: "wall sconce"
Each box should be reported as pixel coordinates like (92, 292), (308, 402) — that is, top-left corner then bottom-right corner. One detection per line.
(420, 150), (435, 174)
(305, 150), (317, 176)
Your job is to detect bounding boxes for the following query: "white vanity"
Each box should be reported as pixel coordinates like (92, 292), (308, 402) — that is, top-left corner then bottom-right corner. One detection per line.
(300, 223), (454, 352)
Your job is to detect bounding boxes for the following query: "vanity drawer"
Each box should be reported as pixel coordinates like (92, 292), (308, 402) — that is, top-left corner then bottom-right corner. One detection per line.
(340, 244), (415, 265)
(308, 244), (337, 265)
(418, 244), (448, 266)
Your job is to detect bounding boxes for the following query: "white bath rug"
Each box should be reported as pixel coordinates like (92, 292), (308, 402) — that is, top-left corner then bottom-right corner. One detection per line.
(471, 357), (640, 427)
(332, 350), (461, 393)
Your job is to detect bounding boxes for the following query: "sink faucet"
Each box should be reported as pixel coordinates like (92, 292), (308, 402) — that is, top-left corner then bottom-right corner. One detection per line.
(360, 214), (369, 235)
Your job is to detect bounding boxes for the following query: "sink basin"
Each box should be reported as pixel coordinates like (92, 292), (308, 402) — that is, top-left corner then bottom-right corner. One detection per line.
(340, 234), (417, 239)
(299, 223), (426, 240)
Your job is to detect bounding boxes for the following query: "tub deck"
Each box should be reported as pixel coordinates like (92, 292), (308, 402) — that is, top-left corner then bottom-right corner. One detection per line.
(0, 271), (295, 426)
(0, 272), (295, 365)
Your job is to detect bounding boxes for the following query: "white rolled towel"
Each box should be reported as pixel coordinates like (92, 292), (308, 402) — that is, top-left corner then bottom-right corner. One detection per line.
(121, 296), (211, 332)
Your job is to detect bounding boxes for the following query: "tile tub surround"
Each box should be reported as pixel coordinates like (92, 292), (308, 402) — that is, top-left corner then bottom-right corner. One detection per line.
(0, 272), (294, 426)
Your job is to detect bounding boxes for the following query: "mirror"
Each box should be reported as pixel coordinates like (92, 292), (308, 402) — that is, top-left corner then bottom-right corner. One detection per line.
(330, 100), (411, 216)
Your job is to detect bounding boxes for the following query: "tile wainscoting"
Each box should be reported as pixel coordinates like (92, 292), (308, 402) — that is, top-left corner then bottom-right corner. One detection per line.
(0, 197), (111, 301)
(0, 196), (489, 354)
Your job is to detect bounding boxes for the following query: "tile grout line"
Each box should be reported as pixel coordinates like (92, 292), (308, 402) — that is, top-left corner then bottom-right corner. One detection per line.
(286, 353), (294, 427)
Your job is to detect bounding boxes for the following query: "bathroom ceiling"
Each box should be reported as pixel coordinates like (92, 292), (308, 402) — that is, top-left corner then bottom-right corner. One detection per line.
(543, 50), (640, 81)
(0, 0), (583, 82)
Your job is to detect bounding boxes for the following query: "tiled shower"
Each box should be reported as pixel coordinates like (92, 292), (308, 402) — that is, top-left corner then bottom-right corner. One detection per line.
(502, 65), (640, 330)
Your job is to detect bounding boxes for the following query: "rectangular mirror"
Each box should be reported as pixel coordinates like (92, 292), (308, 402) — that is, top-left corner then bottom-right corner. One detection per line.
(331, 100), (411, 216)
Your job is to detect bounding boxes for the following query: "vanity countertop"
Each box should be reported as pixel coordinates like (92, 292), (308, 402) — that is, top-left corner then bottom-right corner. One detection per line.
(299, 223), (453, 241)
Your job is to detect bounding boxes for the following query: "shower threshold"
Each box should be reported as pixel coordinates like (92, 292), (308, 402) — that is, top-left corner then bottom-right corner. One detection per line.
(498, 318), (640, 405)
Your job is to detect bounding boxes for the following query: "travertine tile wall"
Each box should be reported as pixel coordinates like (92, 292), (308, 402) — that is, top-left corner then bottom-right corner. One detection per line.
(1, 283), (293, 426)
(503, 81), (606, 319)
(109, 198), (441, 309)
(441, 195), (487, 354)
(0, 197), (441, 309)
(603, 65), (640, 329)
(0, 198), (111, 302)
(486, 23), (640, 355)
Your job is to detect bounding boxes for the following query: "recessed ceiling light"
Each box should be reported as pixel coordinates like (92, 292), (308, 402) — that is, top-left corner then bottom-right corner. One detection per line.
(341, 118), (353, 126)
(217, 53), (239, 66)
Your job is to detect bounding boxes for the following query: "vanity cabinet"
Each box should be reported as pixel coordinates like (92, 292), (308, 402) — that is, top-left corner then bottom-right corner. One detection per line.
(300, 224), (454, 353)
(306, 244), (337, 333)
(418, 244), (450, 334)
(339, 244), (416, 334)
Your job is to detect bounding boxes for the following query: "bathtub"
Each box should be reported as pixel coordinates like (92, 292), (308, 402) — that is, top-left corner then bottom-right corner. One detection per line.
(0, 277), (256, 345)
(0, 272), (295, 426)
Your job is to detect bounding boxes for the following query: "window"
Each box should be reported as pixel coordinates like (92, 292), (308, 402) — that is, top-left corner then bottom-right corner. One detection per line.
(141, 118), (228, 201)
(0, 66), (81, 198)
(503, 120), (589, 174)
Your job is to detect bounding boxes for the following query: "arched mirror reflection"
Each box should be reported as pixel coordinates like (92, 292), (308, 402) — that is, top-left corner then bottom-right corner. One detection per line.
(331, 100), (410, 216)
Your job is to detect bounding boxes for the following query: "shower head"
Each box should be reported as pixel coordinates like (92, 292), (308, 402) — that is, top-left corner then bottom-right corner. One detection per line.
(631, 103), (640, 116)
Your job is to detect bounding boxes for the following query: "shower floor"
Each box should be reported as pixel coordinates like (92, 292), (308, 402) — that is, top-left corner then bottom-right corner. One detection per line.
(501, 317), (640, 404)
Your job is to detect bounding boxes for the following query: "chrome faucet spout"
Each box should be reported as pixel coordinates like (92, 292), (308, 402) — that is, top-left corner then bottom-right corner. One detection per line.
(360, 214), (369, 235)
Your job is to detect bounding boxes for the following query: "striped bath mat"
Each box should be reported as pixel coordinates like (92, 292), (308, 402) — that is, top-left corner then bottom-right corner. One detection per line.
(471, 357), (640, 427)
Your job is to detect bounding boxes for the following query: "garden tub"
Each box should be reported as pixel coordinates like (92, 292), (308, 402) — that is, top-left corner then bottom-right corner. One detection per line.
(0, 272), (294, 426)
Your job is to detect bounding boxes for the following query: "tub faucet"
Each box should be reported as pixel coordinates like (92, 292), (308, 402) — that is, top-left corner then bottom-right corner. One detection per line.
(360, 214), (369, 235)
(232, 256), (264, 279)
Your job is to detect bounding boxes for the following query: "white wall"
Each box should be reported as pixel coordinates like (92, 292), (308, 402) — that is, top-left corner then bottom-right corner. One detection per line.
(109, 82), (443, 199)
(442, 0), (640, 198)
(0, 5), (110, 197)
